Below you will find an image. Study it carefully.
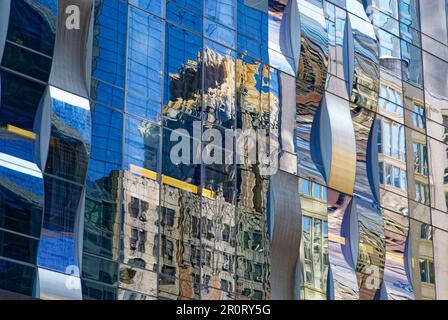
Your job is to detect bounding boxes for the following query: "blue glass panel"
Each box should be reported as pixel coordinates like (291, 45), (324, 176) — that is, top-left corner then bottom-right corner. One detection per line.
(129, 0), (163, 16)
(169, 0), (203, 13)
(205, 0), (235, 28)
(87, 105), (123, 201)
(127, 6), (163, 102)
(0, 127), (35, 163)
(45, 95), (91, 184)
(38, 176), (83, 274)
(0, 162), (44, 238)
(166, 0), (202, 34)
(91, 79), (125, 111)
(124, 115), (160, 172)
(92, 0), (127, 87)
(205, 19), (236, 48)
(126, 92), (161, 123)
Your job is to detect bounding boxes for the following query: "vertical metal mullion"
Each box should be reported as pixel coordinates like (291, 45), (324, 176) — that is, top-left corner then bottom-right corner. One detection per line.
(415, 2), (438, 299)
(156, 0), (167, 300)
(233, 0), (239, 301)
(118, 0), (132, 299)
(199, 0), (206, 301)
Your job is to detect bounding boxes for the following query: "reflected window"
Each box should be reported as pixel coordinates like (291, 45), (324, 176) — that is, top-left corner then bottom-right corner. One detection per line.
(130, 197), (149, 222)
(300, 179), (311, 197)
(415, 182), (429, 205)
(161, 207), (175, 227)
(300, 179), (327, 201)
(413, 143), (428, 176)
(382, 164), (407, 191)
(130, 228), (146, 253)
(382, 120), (406, 160)
(412, 104), (426, 130)
(420, 224), (433, 241)
(419, 258), (435, 284)
(161, 236), (174, 261)
(401, 40), (423, 86)
(301, 216), (328, 292)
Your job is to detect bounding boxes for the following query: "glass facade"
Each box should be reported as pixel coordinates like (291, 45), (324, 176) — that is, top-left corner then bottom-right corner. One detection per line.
(0, 0), (448, 300)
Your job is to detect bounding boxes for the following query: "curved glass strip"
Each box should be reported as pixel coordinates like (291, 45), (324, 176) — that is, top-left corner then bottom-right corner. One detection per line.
(49, 0), (94, 98)
(347, 5), (380, 111)
(38, 87), (92, 275)
(381, 209), (414, 300)
(327, 189), (359, 300)
(45, 87), (91, 184)
(296, 0), (328, 185)
(268, 0), (301, 75)
(351, 90), (386, 300)
(319, 93), (357, 195)
(38, 175), (83, 274)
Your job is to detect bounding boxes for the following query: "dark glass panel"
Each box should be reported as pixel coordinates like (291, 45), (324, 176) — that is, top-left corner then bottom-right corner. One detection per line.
(82, 254), (119, 286)
(82, 280), (117, 300)
(1, 42), (52, 81)
(0, 167), (43, 238)
(0, 71), (46, 131)
(0, 259), (36, 296)
(0, 230), (39, 264)
(83, 197), (119, 260)
(166, 0), (202, 34)
(6, 0), (56, 56)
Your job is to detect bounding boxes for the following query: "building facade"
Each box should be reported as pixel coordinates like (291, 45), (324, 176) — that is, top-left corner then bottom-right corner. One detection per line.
(0, 0), (448, 300)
